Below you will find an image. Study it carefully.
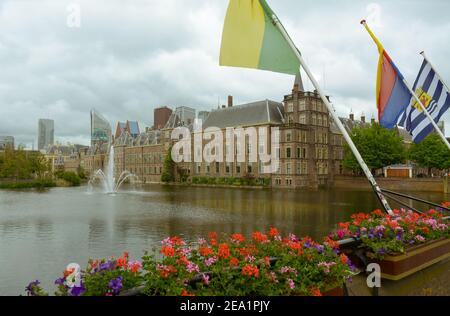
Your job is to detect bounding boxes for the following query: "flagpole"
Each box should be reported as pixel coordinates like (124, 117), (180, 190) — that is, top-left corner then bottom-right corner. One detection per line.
(421, 51), (450, 93)
(401, 78), (450, 150)
(271, 15), (393, 215)
(420, 52), (450, 147)
(360, 21), (450, 150)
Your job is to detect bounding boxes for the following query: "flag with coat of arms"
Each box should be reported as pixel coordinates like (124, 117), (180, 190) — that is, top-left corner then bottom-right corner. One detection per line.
(397, 58), (450, 143)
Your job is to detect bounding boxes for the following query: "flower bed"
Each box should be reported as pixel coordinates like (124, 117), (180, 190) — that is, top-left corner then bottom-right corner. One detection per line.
(25, 203), (450, 295)
(25, 229), (355, 296)
(330, 205), (450, 280)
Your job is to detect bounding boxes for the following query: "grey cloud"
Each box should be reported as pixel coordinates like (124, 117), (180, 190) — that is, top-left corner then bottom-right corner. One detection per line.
(0, 0), (449, 148)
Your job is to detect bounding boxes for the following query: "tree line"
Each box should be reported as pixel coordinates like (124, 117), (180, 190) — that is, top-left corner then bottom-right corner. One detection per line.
(343, 123), (450, 176)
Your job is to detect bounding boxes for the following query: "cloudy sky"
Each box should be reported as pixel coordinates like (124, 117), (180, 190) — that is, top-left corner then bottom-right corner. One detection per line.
(0, 0), (449, 148)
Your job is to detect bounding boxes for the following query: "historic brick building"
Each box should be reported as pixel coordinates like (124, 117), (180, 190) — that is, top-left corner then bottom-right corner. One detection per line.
(83, 79), (350, 188)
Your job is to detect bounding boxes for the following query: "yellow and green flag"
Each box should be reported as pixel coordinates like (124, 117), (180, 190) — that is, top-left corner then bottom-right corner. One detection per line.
(220, 0), (300, 75)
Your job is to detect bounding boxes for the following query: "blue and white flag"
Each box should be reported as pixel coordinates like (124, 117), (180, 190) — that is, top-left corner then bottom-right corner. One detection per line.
(397, 59), (450, 143)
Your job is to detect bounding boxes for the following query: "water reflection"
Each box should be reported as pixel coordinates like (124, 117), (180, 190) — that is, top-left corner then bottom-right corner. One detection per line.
(0, 185), (448, 295)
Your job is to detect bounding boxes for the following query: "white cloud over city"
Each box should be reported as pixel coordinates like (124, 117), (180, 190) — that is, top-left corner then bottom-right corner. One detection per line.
(0, 0), (449, 147)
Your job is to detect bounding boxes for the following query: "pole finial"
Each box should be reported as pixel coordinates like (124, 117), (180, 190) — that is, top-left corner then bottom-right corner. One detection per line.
(360, 19), (366, 25)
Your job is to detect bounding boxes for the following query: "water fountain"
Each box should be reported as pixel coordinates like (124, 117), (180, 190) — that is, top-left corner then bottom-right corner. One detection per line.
(88, 145), (136, 194)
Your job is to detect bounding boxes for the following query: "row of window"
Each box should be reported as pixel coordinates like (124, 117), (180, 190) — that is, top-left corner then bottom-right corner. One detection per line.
(286, 99), (327, 113)
(283, 146), (308, 159)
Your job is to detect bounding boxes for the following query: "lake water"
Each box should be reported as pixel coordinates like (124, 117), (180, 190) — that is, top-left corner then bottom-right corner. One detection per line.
(0, 184), (448, 295)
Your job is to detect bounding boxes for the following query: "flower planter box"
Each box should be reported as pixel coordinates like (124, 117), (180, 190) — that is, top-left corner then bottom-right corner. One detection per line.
(322, 286), (344, 296)
(373, 238), (450, 281)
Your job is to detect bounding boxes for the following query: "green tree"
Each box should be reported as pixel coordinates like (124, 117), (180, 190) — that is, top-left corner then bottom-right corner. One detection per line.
(408, 133), (450, 174)
(161, 146), (175, 183)
(343, 123), (406, 174)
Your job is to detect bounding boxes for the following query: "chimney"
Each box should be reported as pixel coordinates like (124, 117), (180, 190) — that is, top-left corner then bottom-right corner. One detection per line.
(227, 95), (233, 107)
(361, 114), (366, 123)
(349, 113), (354, 121)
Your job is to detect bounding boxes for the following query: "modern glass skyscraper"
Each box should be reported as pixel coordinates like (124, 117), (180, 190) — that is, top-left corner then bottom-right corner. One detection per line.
(90, 110), (111, 146)
(38, 119), (54, 150)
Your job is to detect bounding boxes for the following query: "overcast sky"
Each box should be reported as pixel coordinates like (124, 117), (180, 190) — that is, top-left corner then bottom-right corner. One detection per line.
(0, 0), (449, 148)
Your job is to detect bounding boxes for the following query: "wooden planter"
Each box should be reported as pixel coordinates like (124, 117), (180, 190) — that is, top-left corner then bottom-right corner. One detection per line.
(374, 238), (450, 281)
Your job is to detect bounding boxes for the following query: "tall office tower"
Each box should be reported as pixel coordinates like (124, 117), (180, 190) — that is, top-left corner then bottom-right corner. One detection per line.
(38, 119), (54, 151)
(90, 109), (112, 147)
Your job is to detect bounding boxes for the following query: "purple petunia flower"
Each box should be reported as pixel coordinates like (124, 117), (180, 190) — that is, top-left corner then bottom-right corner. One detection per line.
(98, 261), (115, 272)
(25, 280), (40, 296)
(315, 245), (324, 254)
(108, 276), (123, 295)
(70, 282), (86, 296)
(54, 278), (65, 286)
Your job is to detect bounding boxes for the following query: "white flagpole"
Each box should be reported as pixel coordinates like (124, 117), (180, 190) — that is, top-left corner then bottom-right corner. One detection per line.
(360, 21), (450, 150)
(271, 15), (393, 215)
(400, 77), (450, 150)
(421, 51), (450, 93)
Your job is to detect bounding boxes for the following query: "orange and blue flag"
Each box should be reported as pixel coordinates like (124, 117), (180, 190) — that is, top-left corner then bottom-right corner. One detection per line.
(361, 21), (411, 129)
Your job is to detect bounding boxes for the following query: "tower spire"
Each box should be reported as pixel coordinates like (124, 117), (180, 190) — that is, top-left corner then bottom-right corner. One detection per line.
(293, 70), (304, 92)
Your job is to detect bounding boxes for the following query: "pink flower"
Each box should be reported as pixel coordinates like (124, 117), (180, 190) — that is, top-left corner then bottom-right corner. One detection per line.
(187, 262), (200, 273)
(415, 235), (425, 242)
(202, 274), (210, 285)
(245, 255), (256, 263)
(161, 237), (173, 246)
(197, 238), (207, 245)
(317, 262), (336, 274)
(280, 266), (298, 276)
(287, 279), (295, 290)
(204, 256), (218, 267)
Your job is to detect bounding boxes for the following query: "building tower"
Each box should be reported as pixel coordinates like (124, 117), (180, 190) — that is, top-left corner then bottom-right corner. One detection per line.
(38, 119), (54, 151)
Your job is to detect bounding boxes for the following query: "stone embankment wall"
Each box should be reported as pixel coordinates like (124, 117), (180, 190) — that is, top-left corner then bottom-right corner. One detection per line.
(334, 176), (447, 193)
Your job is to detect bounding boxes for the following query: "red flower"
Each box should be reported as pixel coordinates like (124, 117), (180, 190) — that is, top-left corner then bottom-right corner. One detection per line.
(176, 256), (190, 266)
(199, 246), (213, 257)
(422, 227), (430, 234)
(287, 241), (303, 256)
(340, 254), (349, 265)
(324, 237), (340, 250)
(208, 232), (218, 240)
(170, 236), (185, 246)
(117, 254), (128, 269)
(230, 257), (240, 267)
(181, 289), (195, 296)
(338, 222), (350, 230)
(159, 265), (177, 278)
(218, 243), (230, 259)
(252, 231), (268, 243)
(161, 246), (175, 257)
(210, 239), (217, 246)
(231, 233), (245, 244)
(269, 228), (280, 238)
(372, 209), (384, 217)
(239, 245), (257, 257)
(242, 264), (259, 278)
(311, 288), (322, 296)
